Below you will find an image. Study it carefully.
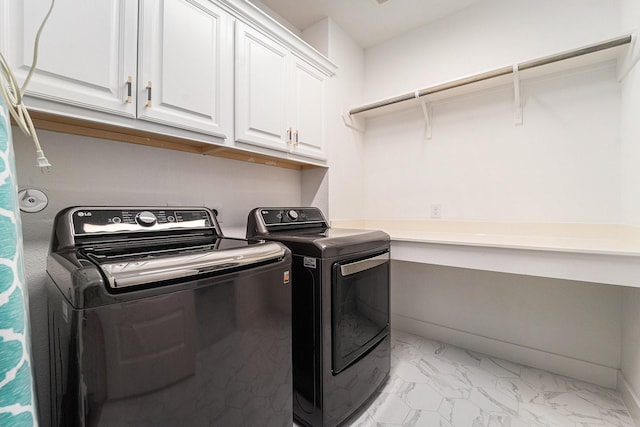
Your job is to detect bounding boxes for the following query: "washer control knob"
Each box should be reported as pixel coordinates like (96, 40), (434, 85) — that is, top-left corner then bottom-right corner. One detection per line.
(136, 211), (157, 227)
(287, 209), (299, 221)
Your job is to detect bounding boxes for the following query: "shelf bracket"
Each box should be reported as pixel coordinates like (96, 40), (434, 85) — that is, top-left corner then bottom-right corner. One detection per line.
(342, 111), (365, 133)
(513, 65), (523, 126)
(618, 31), (640, 82)
(415, 91), (432, 140)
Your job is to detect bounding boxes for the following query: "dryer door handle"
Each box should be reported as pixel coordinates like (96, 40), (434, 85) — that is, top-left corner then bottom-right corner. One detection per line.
(339, 252), (389, 277)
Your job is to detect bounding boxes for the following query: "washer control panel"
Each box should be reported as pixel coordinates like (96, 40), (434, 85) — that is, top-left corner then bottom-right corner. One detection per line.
(71, 208), (213, 235)
(259, 207), (326, 226)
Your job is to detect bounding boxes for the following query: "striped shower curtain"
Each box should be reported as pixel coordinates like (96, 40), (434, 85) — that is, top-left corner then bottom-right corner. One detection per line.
(0, 97), (38, 425)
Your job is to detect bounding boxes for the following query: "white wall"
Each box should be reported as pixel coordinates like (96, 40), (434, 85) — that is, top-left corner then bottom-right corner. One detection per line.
(299, 20), (330, 215)
(619, 0), (640, 422)
(364, 65), (621, 222)
(362, 0), (623, 224)
(15, 129), (302, 426)
(619, 1), (640, 228)
(363, 0), (622, 103)
(303, 18), (366, 221)
(246, 0), (303, 38)
(392, 262), (623, 387)
(357, 0), (629, 391)
(622, 288), (640, 422)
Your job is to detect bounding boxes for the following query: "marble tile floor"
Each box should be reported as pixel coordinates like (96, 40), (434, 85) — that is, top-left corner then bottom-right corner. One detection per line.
(300, 330), (636, 427)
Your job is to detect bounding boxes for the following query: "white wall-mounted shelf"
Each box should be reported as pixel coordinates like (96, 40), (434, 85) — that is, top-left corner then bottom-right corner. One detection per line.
(343, 33), (635, 132)
(331, 220), (640, 288)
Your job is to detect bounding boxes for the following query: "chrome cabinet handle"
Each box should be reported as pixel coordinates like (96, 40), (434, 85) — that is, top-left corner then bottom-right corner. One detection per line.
(286, 128), (292, 145)
(125, 76), (132, 104)
(293, 130), (299, 146)
(145, 81), (152, 108)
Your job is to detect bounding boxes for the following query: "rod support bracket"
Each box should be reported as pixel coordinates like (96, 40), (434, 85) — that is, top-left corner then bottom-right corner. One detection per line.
(342, 111), (365, 133)
(618, 30), (640, 82)
(513, 65), (523, 126)
(415, 91), (432, 140)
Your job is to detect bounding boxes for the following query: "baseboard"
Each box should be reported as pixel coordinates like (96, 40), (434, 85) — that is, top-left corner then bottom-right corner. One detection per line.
(391, 313), (618, 388)
(618, 371), (640, 426)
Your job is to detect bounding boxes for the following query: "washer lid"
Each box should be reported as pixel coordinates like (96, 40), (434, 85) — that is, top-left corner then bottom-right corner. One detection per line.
(90, 239), (286, 289)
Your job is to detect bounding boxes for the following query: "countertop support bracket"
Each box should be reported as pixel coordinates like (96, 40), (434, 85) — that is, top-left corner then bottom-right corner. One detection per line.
(513, 65), (523, 126)
(416, 91), (432, 140)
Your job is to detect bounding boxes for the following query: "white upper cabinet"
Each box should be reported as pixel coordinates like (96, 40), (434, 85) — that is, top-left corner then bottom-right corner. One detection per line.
(290, 58), (325, 159)
(0, 0), (335, 165)
(137, 0), (233, 138)
(235, 22), (289, 151)
(0, 0), (232, 138)
(235, 21), (326, 160)
(0, 0), (138, 117)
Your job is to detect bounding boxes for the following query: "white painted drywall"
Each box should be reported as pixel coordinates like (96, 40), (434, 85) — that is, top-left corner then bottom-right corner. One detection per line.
(300, 19), (330, 216)
(303, 18), (366, 221)
(361, 0), (623, 223)
(15, 129), (302, 426)
(391, 262), (622, 376)
(363, 64), (622, 222)
(363, 0), (622, 104)
(619, 2), (640, 228)
(622, 287), (640, 421)
(357, 0), (630, 391)
(619, 0), (640, 421)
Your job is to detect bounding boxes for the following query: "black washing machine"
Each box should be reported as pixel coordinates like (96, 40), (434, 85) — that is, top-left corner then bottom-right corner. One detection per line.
(247, 207), (390, 427)
(46, 206), (292, 427)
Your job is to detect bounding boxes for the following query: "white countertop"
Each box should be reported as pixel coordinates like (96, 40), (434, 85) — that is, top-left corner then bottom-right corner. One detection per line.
(330, 220), (640, 287)
(331, 220), (640, 256)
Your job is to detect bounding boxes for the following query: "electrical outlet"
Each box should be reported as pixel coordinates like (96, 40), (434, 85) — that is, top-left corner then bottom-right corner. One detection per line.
(430, 204), (442, 219)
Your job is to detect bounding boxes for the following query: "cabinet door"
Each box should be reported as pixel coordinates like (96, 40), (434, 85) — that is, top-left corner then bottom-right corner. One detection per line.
(137, 0), (232, 138)
(0, 0), (137, 117)
(290, 58), (326, 160)
(235, 22), (290, 152)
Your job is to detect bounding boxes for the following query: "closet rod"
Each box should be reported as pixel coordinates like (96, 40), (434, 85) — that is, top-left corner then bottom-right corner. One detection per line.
(349, 34), (632, 116)
(519, 35), (631, 70)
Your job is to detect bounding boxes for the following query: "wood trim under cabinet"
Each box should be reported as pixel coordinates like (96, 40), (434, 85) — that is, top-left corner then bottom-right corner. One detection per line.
(21, 111), (320, 171)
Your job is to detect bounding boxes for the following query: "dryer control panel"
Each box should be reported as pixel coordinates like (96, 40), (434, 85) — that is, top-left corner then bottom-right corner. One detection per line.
(247, 207), (329, 236)
(259, 208), (326, 226)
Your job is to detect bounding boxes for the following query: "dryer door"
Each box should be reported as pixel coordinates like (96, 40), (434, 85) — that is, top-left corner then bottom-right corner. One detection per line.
(331, 251), (390, 374)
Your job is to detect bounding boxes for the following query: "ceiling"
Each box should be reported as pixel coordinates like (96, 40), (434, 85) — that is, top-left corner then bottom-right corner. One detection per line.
(251, 0), (484, 49)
